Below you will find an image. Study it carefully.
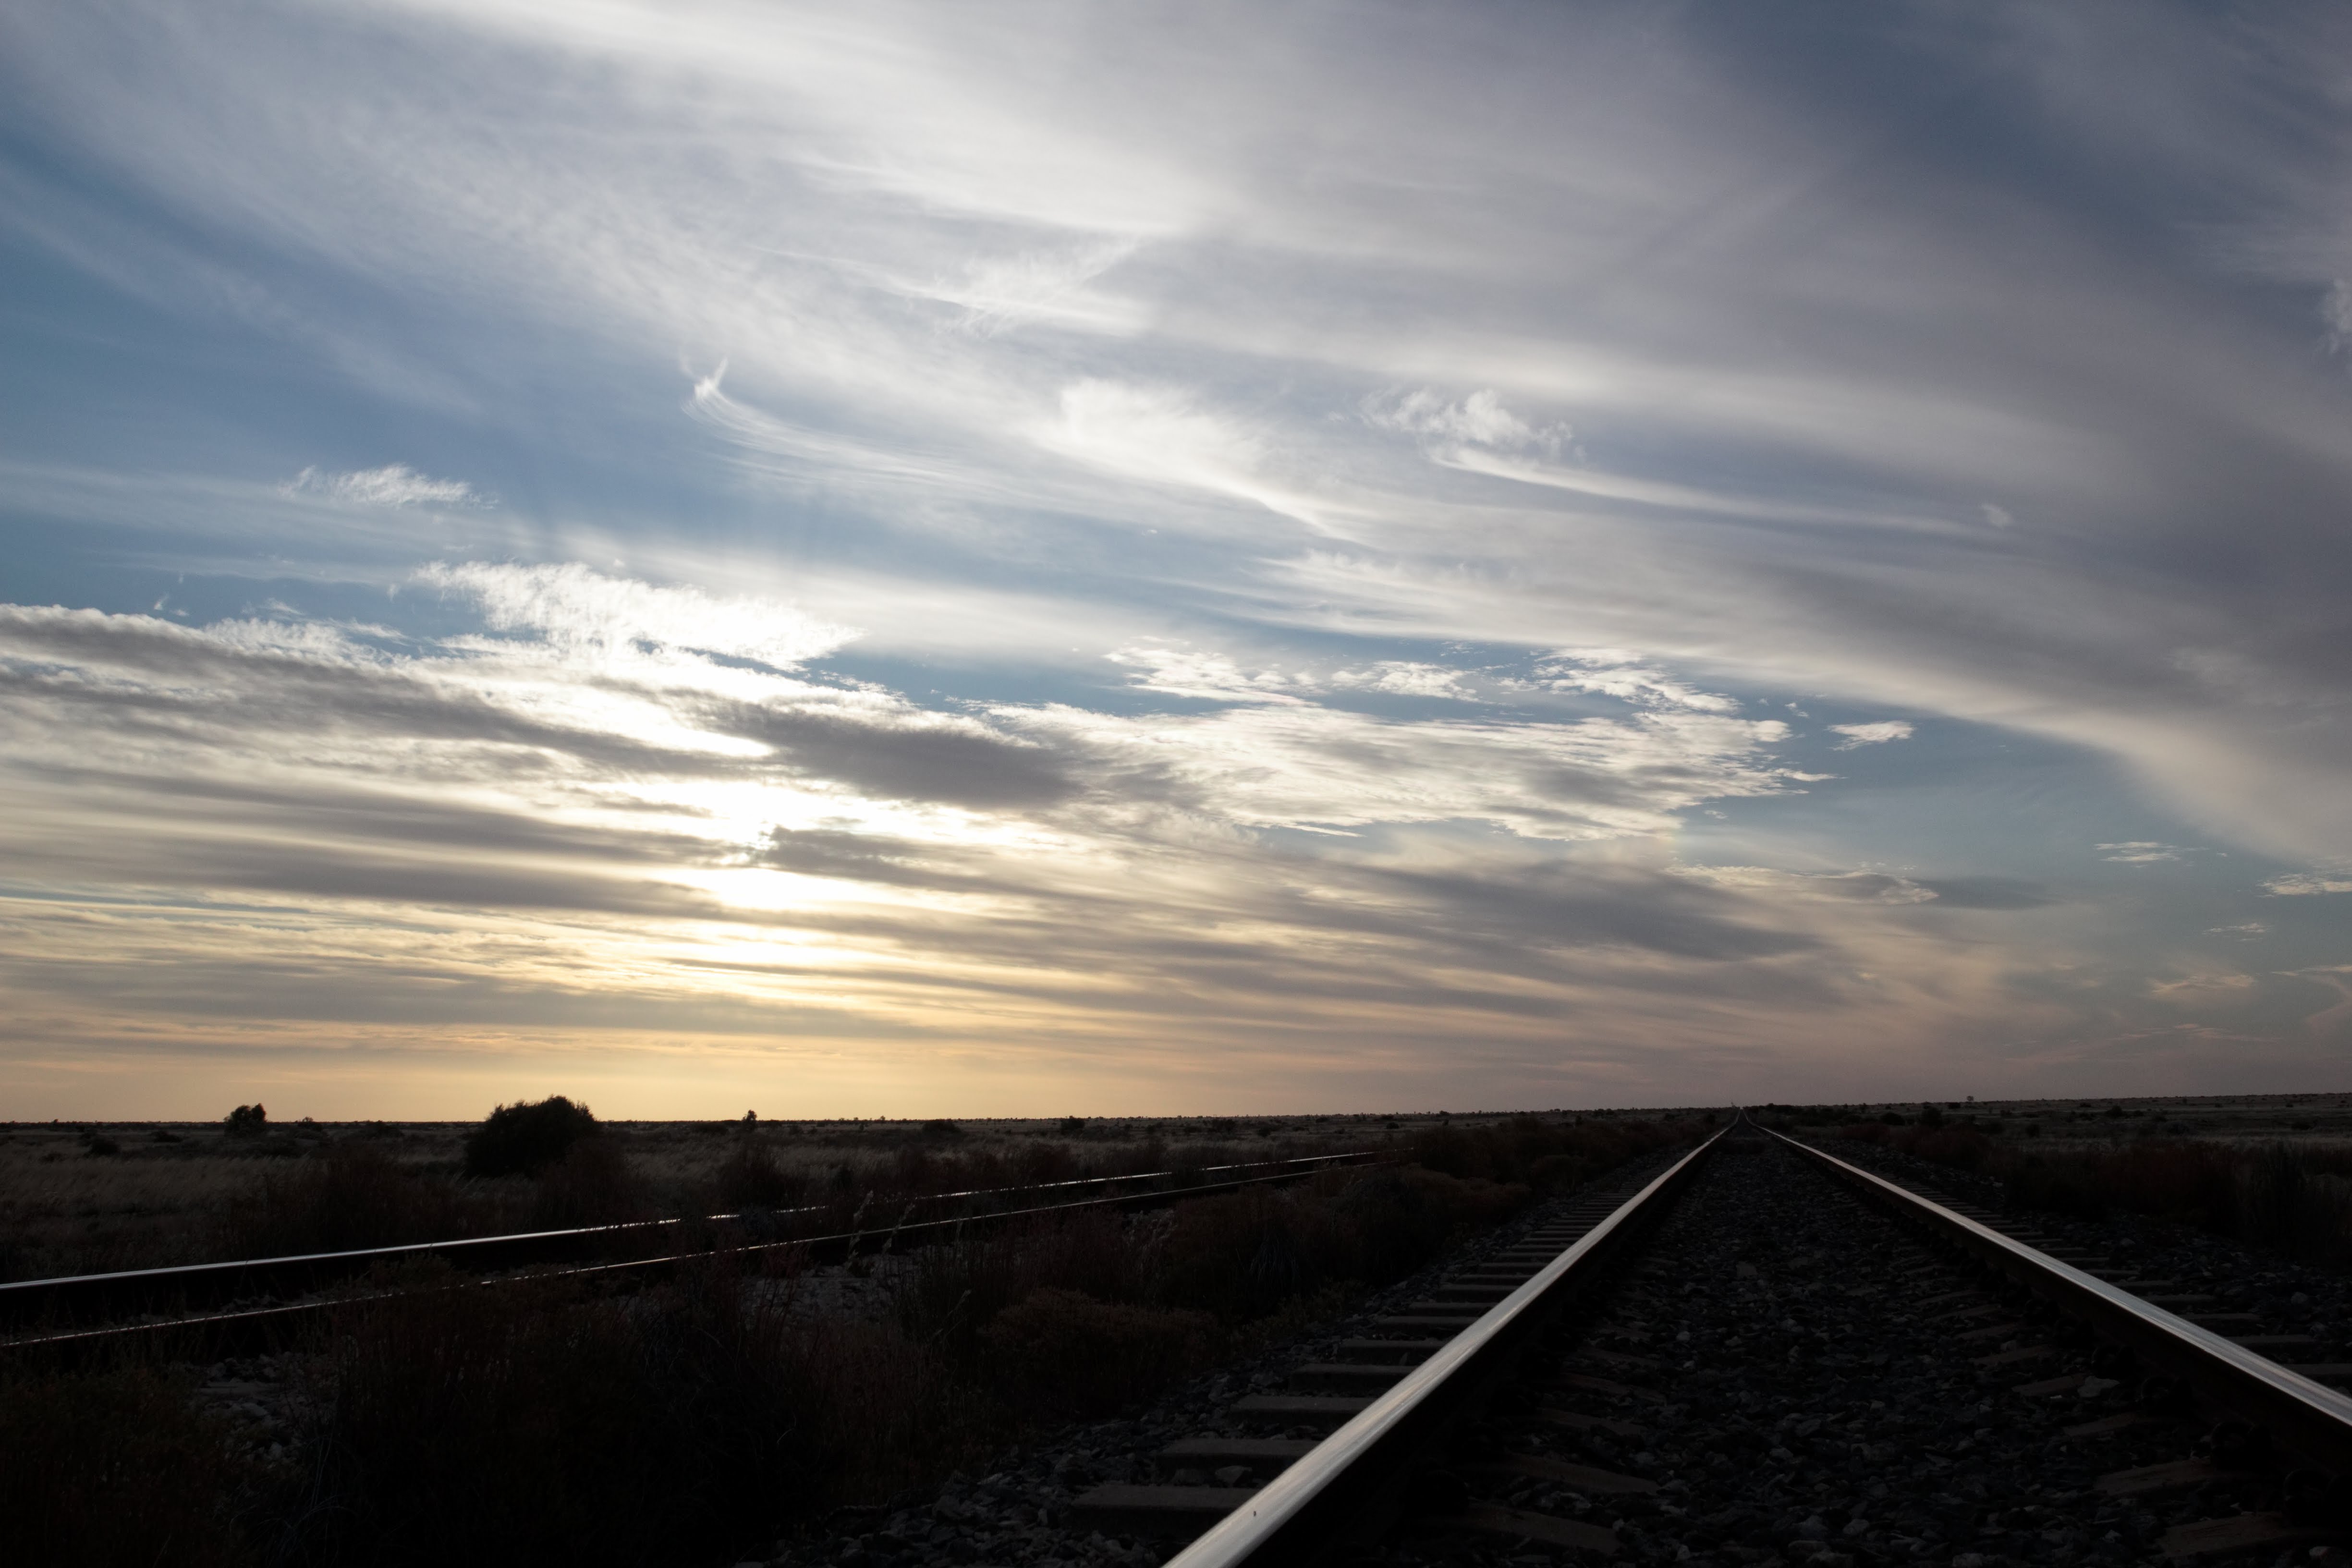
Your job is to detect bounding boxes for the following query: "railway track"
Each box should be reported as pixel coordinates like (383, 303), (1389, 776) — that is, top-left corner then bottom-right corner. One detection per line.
(935, 1120), (2352, 1568)
(0, 1149), (1377, 1359)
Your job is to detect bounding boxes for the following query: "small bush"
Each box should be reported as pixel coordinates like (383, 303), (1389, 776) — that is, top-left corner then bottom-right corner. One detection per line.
(980, 1288), (1217, 1419)
(224, 1103), (268, 1137)
(465, 1095), (600, 1178)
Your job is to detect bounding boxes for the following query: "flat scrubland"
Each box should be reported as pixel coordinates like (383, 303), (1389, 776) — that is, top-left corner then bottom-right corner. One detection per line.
(0, 1105), (1710, 1567)
(1762, 1089), (2352, 1270)
(0, 1106), (1680, 1282)
(20, 1091), (2341, 1565)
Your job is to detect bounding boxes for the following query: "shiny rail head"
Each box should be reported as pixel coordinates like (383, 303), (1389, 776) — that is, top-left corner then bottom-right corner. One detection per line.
(1766, 1129), (2352, 1439)
(1161, 1127), (1727, 1568)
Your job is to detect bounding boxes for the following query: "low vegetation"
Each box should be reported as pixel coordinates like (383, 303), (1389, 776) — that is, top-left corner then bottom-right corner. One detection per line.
(0, 1107), (1704, 1567)
(1818, 1114), (2352, 1269)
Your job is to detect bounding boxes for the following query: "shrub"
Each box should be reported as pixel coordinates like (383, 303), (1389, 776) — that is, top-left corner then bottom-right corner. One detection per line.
(224, 1103), (268, 1137)
(465, 1095), (600, 1178)
(979, 1288), (1217, 1419)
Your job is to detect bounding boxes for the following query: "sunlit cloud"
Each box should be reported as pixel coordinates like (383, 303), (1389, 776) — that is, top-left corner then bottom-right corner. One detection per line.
(4, 0), (2351, 1111)
(2101, 842), (2185, 865)
(1829, 721), (1915, 749)
(2266, 874), (2352, 896)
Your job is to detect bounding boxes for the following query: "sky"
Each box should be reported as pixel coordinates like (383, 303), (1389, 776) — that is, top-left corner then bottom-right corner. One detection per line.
(3, 0), (2351, 1118)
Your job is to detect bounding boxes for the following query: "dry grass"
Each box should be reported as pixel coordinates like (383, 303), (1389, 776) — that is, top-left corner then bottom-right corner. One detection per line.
(1828, 1117), (2352, 1268)
(0, 1112), (1409, 1282)
(0, 1360), (254, 1567)
(0, 1111), (1710, 1566)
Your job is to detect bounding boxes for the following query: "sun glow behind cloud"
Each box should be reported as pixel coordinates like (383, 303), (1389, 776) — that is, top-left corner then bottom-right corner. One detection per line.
(3, 0), (2352, 1113)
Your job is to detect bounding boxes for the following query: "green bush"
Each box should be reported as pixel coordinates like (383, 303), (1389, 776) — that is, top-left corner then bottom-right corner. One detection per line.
(464, 1096), (600, 1179)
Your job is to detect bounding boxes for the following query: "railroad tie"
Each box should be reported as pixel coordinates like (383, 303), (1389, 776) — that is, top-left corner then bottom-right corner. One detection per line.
(1155, 1435), (1318, 1477)
(1467, 1453), (1657, 1495)
(1448, 1501), (1621, 1555)
(1287, 1361), (1411, 1393)
(2095, 1458), (2255, 1497)
(1548, 1369), (1668, 1403)
(2063, 1410), (2156, 1438)
(2013, 1370), (2090, 1397)
(1329, 1336), (1451, 1361)
(2158, 1512), (2330, 1562)
(1922, 1301), (2004, 1325)
(1066, 1485), (1261, 1540)
(1535, 1406), (1649, 1439)
(1227, 1392), (1376, 1428)
(1952, 1319), (2030, 1344)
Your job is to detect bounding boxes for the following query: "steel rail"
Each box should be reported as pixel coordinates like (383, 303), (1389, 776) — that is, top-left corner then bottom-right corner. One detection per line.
(1159, 1126), (1728, 1568)
(0, 1149), (1377, 1331)
(1769, 1128), (2352, 1478)
(1, 1154), (1386, 1360)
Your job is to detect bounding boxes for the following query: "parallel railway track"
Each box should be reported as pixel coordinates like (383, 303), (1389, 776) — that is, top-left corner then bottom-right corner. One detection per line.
(0, 1149), (1378, 1359)
(1000, 1120), (2352, 1567)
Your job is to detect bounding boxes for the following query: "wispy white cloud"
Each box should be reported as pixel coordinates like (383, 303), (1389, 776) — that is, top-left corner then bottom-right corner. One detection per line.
(2100, 842), (2184, 864)
(1329, 662), (1481, 700)
(285, 463), (483, 508)
(1830, 720), (1915, 749)
(2265, 872), (2352, 896)
(1537, 652), (1743, 716)
(1365, 388), (1568, 456)
(418, 561), (857, 671)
